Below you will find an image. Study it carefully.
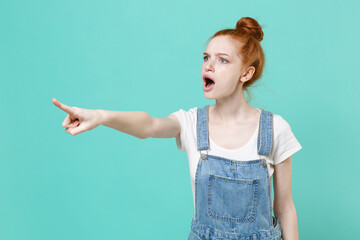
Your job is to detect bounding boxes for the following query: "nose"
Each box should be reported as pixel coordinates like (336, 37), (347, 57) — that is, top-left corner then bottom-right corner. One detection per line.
(204, 59), (214, 72)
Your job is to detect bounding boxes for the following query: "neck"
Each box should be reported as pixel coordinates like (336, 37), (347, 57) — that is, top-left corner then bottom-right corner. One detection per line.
(211, 91), (255, 124)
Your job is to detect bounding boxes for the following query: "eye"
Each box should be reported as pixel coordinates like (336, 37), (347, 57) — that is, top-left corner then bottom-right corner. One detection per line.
(203, 56), (209, 61)
(220, 58), (228, 63)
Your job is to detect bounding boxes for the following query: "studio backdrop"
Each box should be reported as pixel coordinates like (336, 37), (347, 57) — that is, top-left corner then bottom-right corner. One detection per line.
(0, 0), (359, 239)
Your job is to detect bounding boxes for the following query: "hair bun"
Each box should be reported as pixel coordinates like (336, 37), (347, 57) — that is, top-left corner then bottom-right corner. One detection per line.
(235, 17), (264, 42)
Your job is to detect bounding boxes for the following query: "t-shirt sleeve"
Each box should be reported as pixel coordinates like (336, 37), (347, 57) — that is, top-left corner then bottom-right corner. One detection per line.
(271, 115), (302, 165)
(170, 109), (188, 152)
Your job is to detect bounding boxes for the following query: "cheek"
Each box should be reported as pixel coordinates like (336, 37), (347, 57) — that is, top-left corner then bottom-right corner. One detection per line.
(220, 73), (237, 85)
(218, 78), (239, 93)
(216, 79), (233, 92)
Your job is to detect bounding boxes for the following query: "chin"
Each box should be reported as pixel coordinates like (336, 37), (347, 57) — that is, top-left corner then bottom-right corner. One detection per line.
(203, 93), (217, 100)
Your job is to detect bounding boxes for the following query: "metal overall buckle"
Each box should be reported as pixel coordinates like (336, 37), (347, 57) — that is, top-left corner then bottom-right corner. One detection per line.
(200, 150), (208, 161)
(261, 158), (267, 166)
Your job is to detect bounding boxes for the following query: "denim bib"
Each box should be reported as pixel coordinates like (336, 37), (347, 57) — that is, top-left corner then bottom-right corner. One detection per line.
(188, 105), (283, 240)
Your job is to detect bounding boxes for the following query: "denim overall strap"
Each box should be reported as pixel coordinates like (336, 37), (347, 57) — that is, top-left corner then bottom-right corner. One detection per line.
(257, 109), (273, 157)
(197, 105), (210, 160)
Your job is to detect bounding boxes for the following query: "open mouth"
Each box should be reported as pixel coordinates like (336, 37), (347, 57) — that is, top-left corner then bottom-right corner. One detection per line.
(203, 75), (216, 92)
(205, 77), (215, 87)
(204, 77), (215, 87)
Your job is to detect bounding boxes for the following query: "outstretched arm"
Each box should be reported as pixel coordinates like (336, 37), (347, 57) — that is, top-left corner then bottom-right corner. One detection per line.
(99, 110), (180, 140)
(53, 97), (181, 139)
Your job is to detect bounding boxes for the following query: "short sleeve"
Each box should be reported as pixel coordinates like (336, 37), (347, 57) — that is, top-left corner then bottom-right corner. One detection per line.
(271, 115), (302, 165)
(170, 109), (187, 152)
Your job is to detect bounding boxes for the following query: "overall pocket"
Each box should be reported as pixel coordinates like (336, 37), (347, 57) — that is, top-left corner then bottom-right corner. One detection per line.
(207, 174), (259, 222)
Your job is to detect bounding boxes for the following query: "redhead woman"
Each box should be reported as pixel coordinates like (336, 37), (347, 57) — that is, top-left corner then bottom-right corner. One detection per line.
(53, 16), (301, 240)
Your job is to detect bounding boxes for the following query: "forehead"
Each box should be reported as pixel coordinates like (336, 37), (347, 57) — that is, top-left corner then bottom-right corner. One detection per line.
(205, 36), (240, 57)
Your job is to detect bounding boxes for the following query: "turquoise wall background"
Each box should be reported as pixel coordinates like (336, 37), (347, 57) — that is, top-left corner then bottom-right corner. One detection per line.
(1, 0), (359, 239)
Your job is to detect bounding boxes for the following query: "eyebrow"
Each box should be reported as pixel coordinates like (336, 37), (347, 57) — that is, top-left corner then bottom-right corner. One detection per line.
(203, 52), (230, 57)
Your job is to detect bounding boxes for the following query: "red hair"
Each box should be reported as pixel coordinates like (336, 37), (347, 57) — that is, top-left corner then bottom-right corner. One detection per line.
(205, 17), (265, 102)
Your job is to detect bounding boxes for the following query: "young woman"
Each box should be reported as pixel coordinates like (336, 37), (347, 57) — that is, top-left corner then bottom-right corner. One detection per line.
(53, 17), (301, 240)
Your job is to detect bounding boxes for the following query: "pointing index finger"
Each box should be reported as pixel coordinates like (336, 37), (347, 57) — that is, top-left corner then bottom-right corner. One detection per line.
(52, 98), (74, 115)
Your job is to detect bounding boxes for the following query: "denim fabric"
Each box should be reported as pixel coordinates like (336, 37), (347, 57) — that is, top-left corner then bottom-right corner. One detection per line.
(188, 105), (283, 240)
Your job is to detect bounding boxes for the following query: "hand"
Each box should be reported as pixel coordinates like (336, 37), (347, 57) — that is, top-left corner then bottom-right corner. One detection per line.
(52, 98), (102, 136)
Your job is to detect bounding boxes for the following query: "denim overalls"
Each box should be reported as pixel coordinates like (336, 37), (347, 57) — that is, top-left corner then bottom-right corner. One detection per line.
(188, 105), (283, 240)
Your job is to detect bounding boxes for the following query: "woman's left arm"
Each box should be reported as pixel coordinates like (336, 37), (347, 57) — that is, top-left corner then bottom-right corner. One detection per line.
(273, 156), (299, 240)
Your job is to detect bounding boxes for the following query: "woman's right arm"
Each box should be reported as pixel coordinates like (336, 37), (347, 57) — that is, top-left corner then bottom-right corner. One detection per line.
(99, 110), (181, 140)
(53, 97), (180, 139)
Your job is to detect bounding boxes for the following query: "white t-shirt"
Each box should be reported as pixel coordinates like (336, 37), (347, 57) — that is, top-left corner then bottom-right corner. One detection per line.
(171, 107), (302, 210)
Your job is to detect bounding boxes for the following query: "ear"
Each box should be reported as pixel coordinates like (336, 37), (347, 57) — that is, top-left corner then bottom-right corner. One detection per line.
(239, 66), (256, 83)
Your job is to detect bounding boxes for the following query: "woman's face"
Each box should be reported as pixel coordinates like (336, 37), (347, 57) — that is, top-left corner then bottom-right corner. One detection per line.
(201, 35), (247, 100)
